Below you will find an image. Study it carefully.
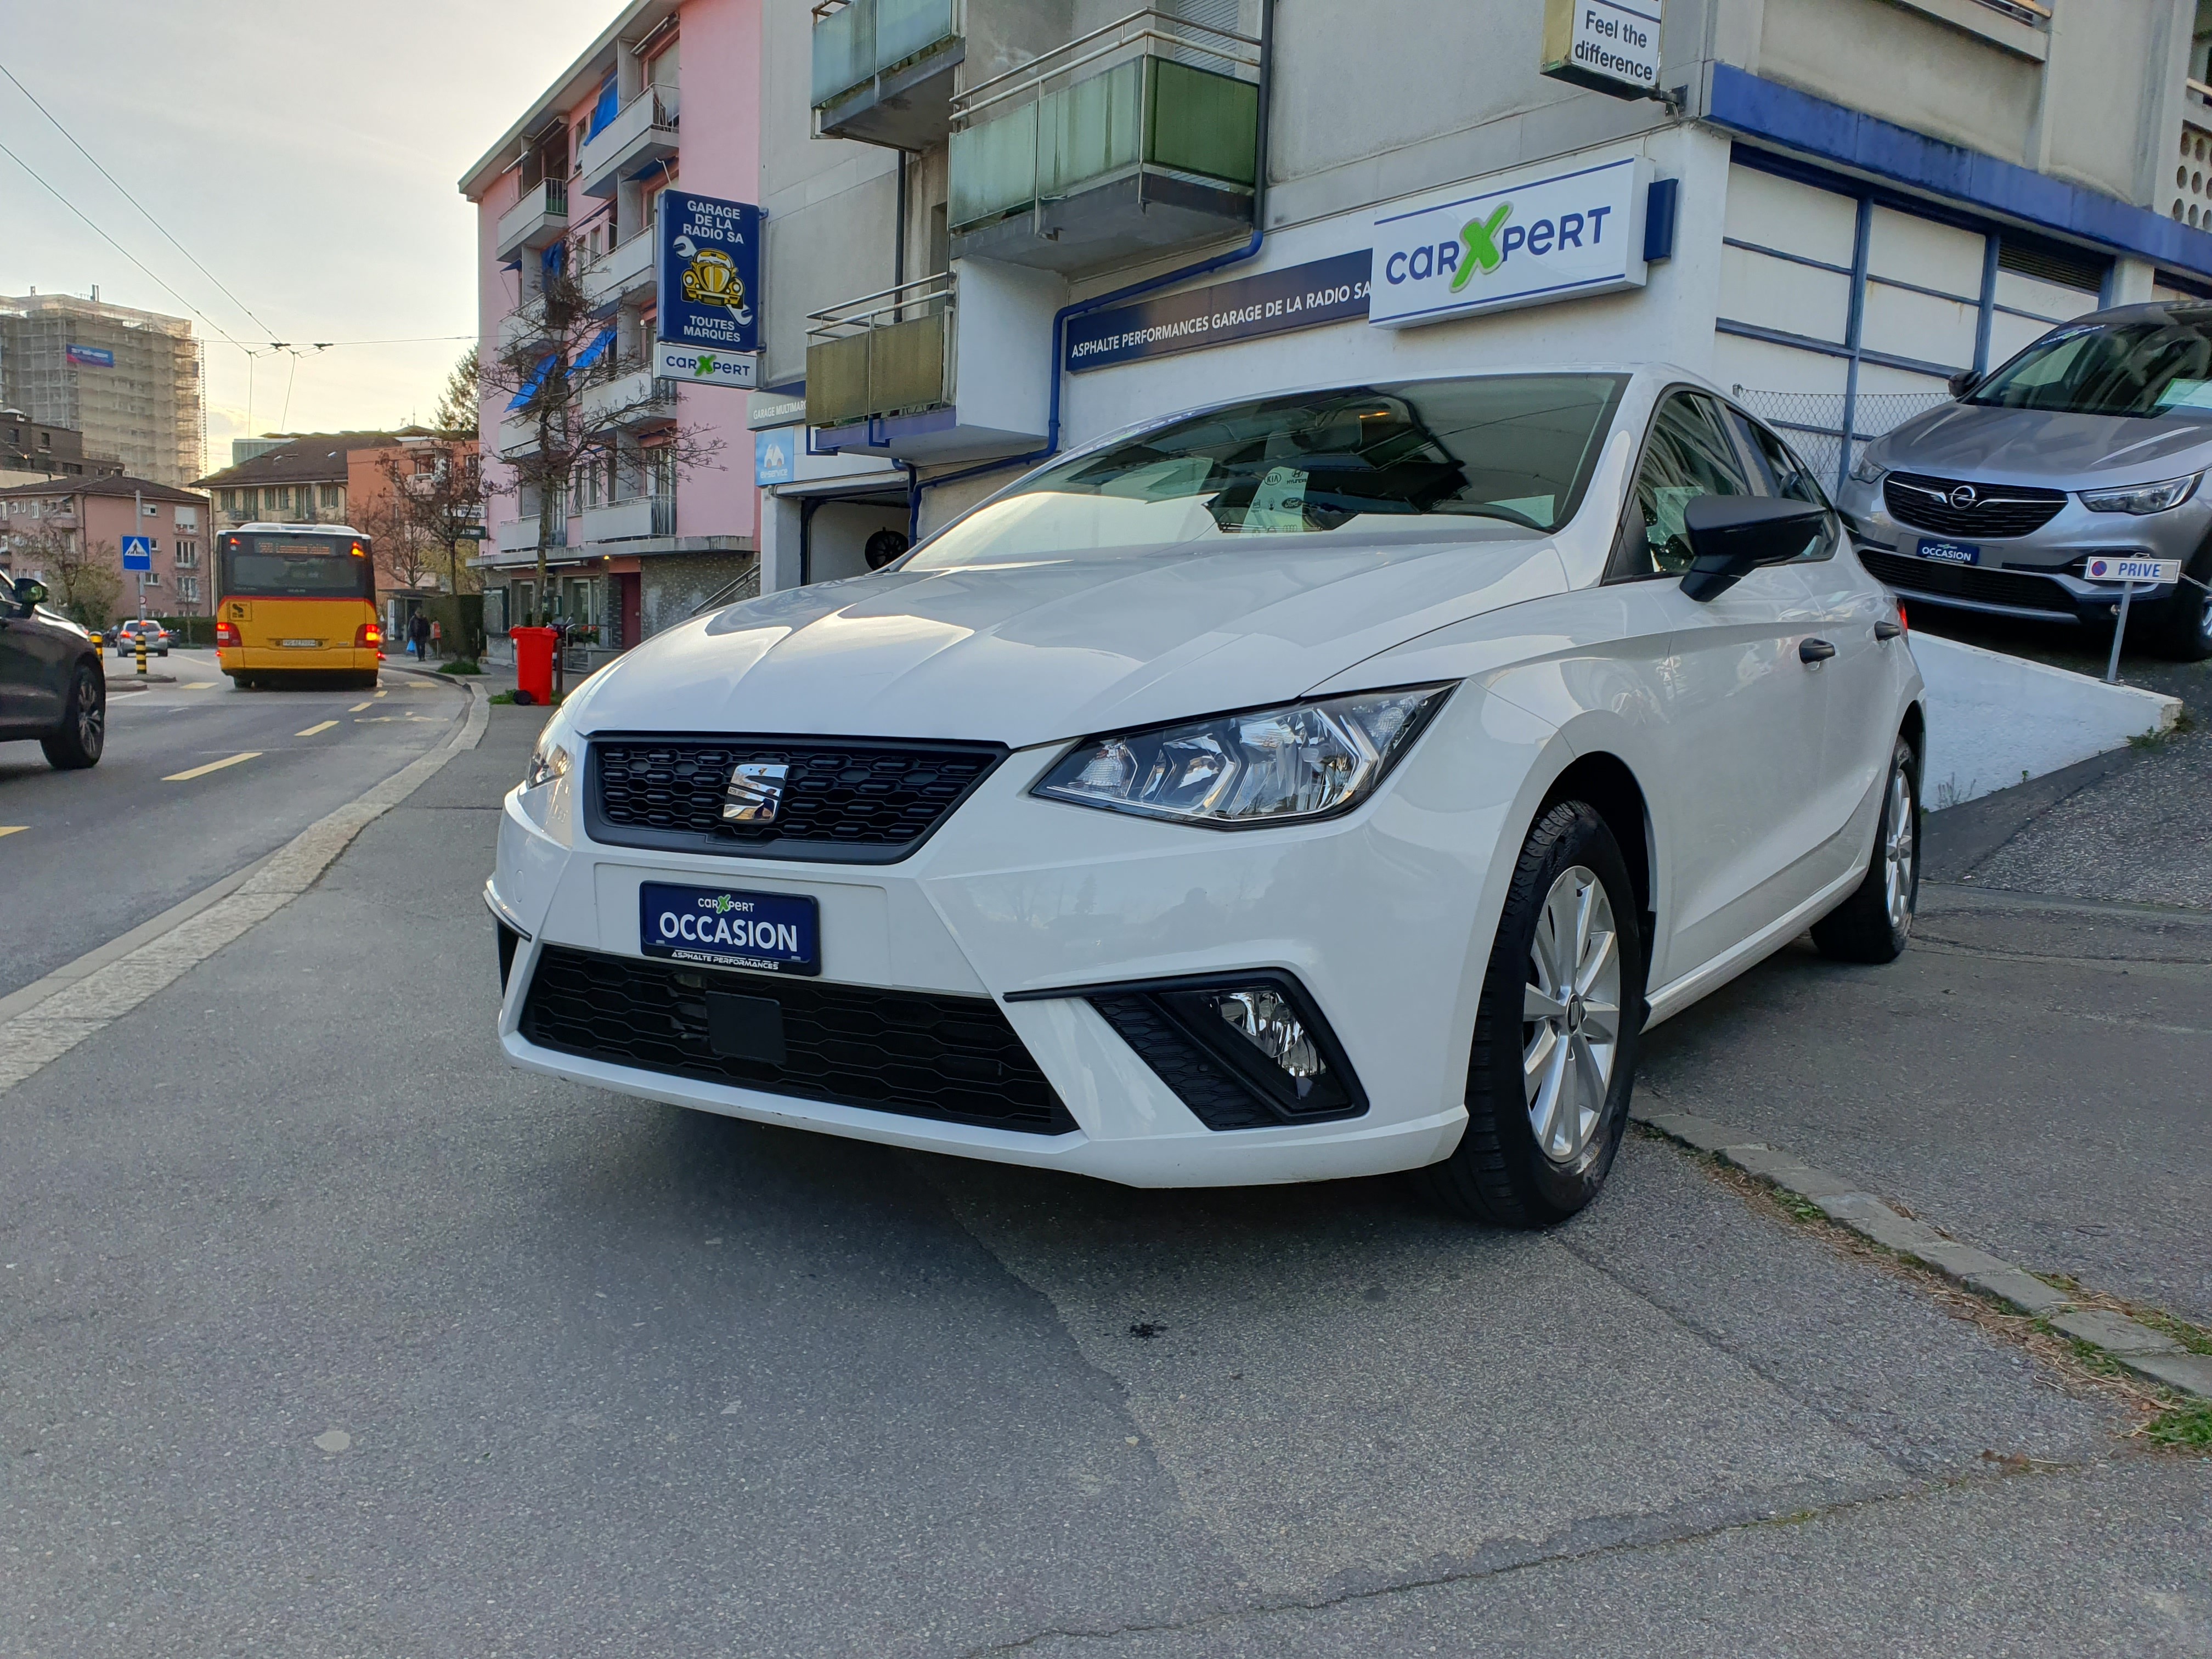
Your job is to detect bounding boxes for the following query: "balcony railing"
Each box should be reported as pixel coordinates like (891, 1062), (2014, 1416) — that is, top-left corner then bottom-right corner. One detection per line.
(583, 230), (657, 314)
(579, 363), (678, 431)
(578, 87), (680, 199)
(805, 272), (955, 428)
(812, 0), (964, 146)
(947, 8), (1259, 270)
(578, 493), (675, 544)
(495, 177), (570, 264)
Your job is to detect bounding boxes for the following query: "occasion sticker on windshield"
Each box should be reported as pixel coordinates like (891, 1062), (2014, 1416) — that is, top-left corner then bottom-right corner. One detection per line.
(639, 882), (820, 976)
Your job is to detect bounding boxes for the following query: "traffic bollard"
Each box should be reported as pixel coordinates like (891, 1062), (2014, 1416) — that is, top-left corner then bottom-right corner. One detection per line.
(136, 634), (148, 678)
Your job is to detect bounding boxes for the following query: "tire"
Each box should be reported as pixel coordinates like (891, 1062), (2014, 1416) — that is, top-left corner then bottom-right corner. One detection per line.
(2142, 577), (2212, 663)
(40, 661), (105, 770)
(351, 670), (380, 690)
(1812, 735), (1919, 964)
(1420, 801), (1646, 1228)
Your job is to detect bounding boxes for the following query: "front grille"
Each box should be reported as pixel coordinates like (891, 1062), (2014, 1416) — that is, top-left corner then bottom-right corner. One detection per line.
(1883, 471), (2067, 538)
(521, 945), (1074, 1134)
(1860, 549), (2077, 612)
(588, 736), (1004, 864)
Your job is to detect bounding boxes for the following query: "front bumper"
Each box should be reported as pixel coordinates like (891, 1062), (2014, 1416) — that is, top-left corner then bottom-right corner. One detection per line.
(487, 700), (1546, 1187)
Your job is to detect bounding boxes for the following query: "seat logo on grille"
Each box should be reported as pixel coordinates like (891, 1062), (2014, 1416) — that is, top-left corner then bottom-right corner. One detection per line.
(1948, 484), (1978, 510)
(723, 761), (790, 823)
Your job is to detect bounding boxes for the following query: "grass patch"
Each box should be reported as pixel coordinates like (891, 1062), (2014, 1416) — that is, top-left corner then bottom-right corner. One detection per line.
(2142, 1399), (2212, 1450)
(489, 688), (563, 707)
(2129, 709), (2199, 750)
(434, 658), (483, 676)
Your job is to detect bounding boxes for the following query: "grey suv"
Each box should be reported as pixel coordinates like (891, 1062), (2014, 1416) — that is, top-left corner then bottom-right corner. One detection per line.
(1837, 302), (2212, 661)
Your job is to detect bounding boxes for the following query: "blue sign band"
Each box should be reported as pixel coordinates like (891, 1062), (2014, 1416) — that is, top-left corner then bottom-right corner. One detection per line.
(1064, 251), (1374, 374)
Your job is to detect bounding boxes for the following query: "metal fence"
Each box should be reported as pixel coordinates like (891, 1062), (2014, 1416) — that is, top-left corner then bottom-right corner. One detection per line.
(1731, 388), (1952, 488)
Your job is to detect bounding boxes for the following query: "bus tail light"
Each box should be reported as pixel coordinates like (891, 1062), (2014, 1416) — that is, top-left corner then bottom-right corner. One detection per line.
(356, 622), (382, 648)
(215, 621), (240, 648)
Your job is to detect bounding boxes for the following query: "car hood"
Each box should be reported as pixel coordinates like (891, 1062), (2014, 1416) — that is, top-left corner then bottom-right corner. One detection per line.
(1875, 402), (2212, 484)
(572, 532), (1567, 748)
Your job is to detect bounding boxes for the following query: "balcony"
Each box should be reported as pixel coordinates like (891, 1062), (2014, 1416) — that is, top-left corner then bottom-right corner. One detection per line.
(578, 494), (675, 544)
(947, 8), (1259, 276)
(583, 230), (657, 315)
(495, 178), (570, 264)
(812, 0), (965, 149)
(496, 297), (547, 354)
(495, 511), (567, 555)
(496, 411), (541, 460)
(578, 87), (681, 199)
(805, 261), (1053, 462)
(579, 364), (677, 432)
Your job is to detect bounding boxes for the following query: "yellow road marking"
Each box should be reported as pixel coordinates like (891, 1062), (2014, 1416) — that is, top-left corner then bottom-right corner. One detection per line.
(348, 701), (371, 712)
(296, 720), (338, 737)
(0, 825), (25, 838)
(163, 752), (261, 782)
(374, 689), (388, 699)
(182, 681), (217, 691)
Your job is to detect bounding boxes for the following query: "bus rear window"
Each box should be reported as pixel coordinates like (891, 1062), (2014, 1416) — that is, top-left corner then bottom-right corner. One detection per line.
(223, 538), (370, 597)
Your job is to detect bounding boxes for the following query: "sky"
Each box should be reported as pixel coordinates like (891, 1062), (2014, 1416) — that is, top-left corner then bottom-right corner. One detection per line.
(0, 0), (620, 473)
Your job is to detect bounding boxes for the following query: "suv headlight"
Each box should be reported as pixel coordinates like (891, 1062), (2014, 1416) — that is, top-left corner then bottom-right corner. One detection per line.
(1848, 451), (1886, 486)
(2080, 473), (2201, 515)
(1033, 685), (1453, 828)
(523, 704), (576, 791)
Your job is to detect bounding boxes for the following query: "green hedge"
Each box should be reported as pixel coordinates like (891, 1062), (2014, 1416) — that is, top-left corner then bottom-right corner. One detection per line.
(155, 615), (216, 647)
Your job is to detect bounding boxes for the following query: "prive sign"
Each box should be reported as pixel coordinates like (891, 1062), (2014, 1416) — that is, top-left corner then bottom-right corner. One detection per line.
(1369, 156), (1651, 329)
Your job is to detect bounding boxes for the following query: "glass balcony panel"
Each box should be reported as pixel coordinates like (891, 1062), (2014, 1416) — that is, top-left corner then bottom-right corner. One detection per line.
(1041, 57), (1142, 202)
(875, 0), (955, 74)
(948, 100), (1037, 229)
(812, 1), (875, 106)
(1145, 58), (1257, 185)
(806, 332), (874, 426)
(868, 313), (949, 416)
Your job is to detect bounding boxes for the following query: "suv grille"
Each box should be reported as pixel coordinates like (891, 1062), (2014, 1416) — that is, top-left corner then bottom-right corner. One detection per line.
(1859, 549), (2075, 612)
(521, 945), (1074, 1134)
(588, 737), (1004, 864)
(1883, 471), (2067, 538)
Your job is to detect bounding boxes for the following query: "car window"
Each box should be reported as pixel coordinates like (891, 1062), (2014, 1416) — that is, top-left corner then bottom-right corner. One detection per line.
(1614, 391), (1756, 579)
(1730, 411), (1839, 563)
(1967, 314), (2212, 418)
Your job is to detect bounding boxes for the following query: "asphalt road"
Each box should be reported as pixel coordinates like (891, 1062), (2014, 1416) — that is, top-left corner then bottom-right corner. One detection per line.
(0, 651), (467, 1000)
(2, 705), (2205, 1657)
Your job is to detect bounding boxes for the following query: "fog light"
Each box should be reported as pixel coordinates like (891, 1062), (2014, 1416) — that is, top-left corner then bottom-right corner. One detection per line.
(1211, 988), (1326, 1095)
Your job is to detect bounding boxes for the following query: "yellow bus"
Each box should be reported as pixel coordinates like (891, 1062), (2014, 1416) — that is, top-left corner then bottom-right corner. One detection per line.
(213, 523), (383, 689)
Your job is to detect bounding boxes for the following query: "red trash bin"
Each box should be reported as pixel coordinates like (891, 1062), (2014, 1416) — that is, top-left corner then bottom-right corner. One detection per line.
(511, 626), (559, 706)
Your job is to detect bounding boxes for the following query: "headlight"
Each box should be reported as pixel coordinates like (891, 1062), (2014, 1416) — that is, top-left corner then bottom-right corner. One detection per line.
(2080, 473), (2201, 515)
(1848, 451), (1886, 486)
(523, 705), (575, 791)
(1033, 685), (1453, 828)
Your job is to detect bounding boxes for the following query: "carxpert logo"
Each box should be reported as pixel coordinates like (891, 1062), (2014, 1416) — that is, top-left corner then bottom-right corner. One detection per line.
(1368, 156), (1650, 329)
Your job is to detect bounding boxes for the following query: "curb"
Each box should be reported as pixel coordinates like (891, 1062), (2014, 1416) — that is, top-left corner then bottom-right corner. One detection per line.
(1635, 1107), (2212, 1402)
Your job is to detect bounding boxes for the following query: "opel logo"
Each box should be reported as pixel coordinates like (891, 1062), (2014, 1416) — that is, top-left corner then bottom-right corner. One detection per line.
(723, 761), (789, 825)
(1948, 484), (1978, 510)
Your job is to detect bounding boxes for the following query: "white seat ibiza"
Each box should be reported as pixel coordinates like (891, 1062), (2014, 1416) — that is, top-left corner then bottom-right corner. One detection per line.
(489, 366), (1924, 1227)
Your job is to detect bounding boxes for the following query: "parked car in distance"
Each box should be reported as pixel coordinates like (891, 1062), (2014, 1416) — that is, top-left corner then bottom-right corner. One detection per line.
(1838, 301), (2212, 661)
(490, 366), (1925, 1229)
(0, 575), (105, 769)
(113, 619), (173, 657)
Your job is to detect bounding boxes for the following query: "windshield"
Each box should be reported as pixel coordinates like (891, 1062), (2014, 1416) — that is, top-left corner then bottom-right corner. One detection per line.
(220, 534), (374, 599)
(1968, 314), (2212, 417)
(905, 374), (1627, 569)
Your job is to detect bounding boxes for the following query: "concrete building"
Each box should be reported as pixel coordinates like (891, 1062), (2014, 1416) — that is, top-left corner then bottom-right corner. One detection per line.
(458, 0), (763, 654)
(747, 0), (2212, 589)
(0, 293), (204, 488)
(0, 473), (211, 613)
(1, 407), (123, 488)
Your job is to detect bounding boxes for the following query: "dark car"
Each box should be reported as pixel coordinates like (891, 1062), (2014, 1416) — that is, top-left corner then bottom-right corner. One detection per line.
(0, 575), (105, 769)
(113, 618), (172, 657)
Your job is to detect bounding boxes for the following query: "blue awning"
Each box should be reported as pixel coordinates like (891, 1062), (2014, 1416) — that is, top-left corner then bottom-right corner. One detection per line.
(574, 327), (615, 371)
(506, 352), (556, 411)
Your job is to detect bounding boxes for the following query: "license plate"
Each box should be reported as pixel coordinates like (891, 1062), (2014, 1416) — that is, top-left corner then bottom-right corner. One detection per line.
(1914, 538), (1980, 566)
(278, 638), (323, 647)
(639, 882), (820, 976)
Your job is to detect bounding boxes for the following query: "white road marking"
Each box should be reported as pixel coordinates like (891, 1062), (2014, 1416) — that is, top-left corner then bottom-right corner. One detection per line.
(296, 721), (338, 737)
(163, 752), (261, 782)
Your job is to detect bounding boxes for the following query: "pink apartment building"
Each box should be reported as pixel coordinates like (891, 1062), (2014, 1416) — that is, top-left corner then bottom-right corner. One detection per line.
(0, 474), (212, 618)
(458, 0), (763, 658)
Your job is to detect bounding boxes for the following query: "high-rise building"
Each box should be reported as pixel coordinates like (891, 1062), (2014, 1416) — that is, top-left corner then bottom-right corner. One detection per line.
(0, 292), (204, 488)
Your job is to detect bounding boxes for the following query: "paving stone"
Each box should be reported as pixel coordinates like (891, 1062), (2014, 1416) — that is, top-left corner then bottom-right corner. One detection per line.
(1960, 1267), (2074, 1316)
(2050, 1308), (2182, 1356)
(1635, 1110), (1756, 1154)
(2118, 1351), (2212, 1399)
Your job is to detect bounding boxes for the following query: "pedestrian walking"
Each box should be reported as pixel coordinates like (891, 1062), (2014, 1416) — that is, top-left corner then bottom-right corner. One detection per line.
(428, 618), (443, 659)
(408, 611), (431, 661)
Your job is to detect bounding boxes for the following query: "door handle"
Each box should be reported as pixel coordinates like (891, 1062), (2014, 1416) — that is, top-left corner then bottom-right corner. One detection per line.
(1799, 638), (1837, 664)
(1874, 620), (1903, 641)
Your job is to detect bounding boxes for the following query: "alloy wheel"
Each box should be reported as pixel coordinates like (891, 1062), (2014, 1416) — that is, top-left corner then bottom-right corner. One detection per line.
(78, 669), (104, 754)
(1883, 757), (1915, 935)
(1521, 865), (1622, 1165)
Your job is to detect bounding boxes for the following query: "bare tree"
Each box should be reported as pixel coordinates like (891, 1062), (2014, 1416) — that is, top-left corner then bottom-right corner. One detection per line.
(353, 490), (438, 594)
(478, 241), (722, 622)
(16, 527), (121, 630)
(435, 347), (478, 438)
(378, 440), (487, 599)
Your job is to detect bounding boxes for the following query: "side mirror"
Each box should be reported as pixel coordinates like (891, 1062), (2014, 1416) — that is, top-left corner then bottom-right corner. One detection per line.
(12, 578), (48, 611)
(1947, 368), (1980, 399)
(1679, 497), (1829, 601)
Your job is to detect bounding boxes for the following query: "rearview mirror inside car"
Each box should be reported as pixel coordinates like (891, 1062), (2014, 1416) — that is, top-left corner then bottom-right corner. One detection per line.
(1947, 368), (1980, 399)
(1679, 497), (1830, 601)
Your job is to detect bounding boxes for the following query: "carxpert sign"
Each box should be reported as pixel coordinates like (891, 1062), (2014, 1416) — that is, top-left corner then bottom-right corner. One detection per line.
(1368, 156), (1652, 329)
(657, 191), (761, 359)
(653, 340), (758, 388)
(1064, 252), (1372, 372)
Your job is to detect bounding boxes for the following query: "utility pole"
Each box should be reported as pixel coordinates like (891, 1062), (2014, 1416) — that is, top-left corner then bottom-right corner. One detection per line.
(134, 487), (146, 622)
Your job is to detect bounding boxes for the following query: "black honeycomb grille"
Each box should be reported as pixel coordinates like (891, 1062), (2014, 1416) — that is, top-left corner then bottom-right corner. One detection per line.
(1883, 471), (2067, 538)
(521, 945), (1073, 1134)
(588, 737), (1004, 864)
(1859, 549), (2075, 612)
(1090, 994), (1279, 1131)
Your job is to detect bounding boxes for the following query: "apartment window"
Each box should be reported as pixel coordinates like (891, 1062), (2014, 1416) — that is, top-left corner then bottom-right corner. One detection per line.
(174, 540), (198, 568)
(323, 484), (346, 511)
(177, 574), (200, 602)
